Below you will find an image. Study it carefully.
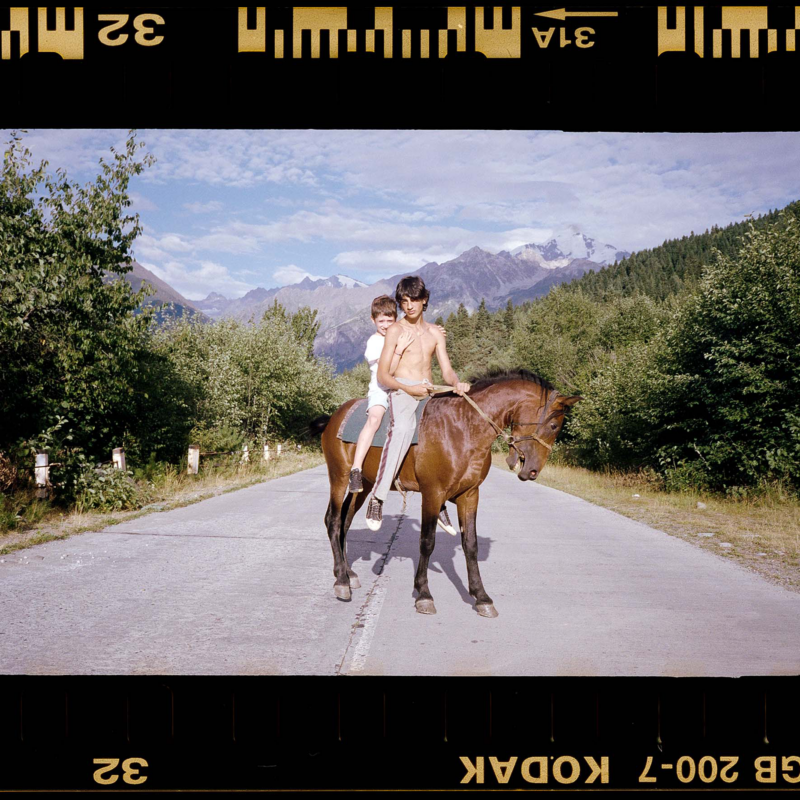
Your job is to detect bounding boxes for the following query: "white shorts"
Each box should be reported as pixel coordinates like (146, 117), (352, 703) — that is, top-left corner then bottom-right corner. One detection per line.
(367, 387), (389, 411)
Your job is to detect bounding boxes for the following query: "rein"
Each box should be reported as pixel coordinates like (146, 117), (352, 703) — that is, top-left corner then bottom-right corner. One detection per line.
(427, 384), (553, 457)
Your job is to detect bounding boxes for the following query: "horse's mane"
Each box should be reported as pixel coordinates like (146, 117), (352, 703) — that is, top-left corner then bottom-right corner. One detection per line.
(466, 368), (556, 394)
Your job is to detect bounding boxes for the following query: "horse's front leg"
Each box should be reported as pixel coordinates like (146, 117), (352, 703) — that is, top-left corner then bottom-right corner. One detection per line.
(456, 488), (498, 618)
(414, 494), (442, 615)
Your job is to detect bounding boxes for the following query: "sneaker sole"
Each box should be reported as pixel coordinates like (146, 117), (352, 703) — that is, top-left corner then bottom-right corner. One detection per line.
(437, 518), (458, 536)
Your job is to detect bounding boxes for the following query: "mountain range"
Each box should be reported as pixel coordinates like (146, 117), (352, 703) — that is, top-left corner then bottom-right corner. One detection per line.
(108, 261), (210, 323)
(130, 228), (629, 370)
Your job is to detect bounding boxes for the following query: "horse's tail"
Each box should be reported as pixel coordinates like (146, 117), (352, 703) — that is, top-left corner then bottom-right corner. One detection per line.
(309, 414), (331, 437)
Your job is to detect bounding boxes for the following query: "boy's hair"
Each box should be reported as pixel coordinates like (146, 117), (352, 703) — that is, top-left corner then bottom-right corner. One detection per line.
(370, 294), (398, 319)
(395, 275), (429, 311)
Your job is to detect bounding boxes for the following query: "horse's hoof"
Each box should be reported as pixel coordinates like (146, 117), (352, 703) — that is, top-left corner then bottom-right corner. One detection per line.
(348, 574), (361, 589)
(334, 583), (351, 601)
(415, 598), (437, 615)
(476, 603), (498, 618)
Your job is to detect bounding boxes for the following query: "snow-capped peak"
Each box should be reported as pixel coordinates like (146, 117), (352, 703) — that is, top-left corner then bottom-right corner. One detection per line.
(332, 274), (368, 288)
(512, 226), (629, 268)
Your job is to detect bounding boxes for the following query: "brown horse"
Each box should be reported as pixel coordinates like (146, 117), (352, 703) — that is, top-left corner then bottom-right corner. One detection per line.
(314, 370), (581, 617)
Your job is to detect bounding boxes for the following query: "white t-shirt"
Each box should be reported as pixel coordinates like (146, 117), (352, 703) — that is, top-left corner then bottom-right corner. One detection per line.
(365, 333), (391, 394)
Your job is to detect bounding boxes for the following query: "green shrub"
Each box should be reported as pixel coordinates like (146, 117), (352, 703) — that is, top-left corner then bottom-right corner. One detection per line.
(190, 422), (245, 456)
(0, 494), (24, 531)
(568, 344), (666, 470)
(651, 212), (800, 491)
(74, 463), (144, 513)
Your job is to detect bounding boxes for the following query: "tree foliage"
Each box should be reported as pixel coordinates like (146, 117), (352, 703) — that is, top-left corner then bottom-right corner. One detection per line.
(156, 307), (340, 448)
(650, 212), (800, 490)
(0, 131), (157, 461)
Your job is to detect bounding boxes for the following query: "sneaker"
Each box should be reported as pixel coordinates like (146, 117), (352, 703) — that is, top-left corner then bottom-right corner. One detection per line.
(349, 468), (363, 493)
(365, 496), (383, 531)
(437, 505), (458, 536)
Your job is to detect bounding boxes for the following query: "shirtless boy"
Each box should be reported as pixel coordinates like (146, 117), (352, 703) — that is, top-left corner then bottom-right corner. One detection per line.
(365, 275), (470, 531)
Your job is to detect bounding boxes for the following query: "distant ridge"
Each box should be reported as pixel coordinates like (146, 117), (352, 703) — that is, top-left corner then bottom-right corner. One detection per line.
(107, 261), (211, 322)
(133, 229), (632, 368)
(567, 203), (800, 301)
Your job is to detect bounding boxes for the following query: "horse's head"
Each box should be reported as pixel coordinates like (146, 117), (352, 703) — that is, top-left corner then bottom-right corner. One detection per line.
(506, 389), (582, 481)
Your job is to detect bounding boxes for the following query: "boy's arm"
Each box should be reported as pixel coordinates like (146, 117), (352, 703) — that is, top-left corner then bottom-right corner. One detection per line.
(388, 329), (413, 375)
(433, 327), (470, 396)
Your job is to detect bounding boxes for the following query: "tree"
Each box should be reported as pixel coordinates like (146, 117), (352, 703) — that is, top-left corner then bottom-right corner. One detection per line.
(160, 305), (340, 445)
(0, 131), (156, 460)
(652, 212), (800, 490)
(289, 305), (321, 357)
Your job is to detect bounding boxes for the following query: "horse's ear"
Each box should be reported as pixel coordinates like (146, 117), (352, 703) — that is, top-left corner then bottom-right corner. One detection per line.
(558, 395), (583, 409)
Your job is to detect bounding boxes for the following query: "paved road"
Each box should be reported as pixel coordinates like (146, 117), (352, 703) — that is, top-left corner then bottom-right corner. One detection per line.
(3, 464), (800, 676)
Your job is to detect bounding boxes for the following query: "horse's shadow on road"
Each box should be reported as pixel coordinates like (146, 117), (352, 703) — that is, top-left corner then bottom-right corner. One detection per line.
(346, 514), (494, 608)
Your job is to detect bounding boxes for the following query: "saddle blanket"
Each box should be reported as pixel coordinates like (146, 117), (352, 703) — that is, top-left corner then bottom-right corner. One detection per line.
(337, 396), (430, 447)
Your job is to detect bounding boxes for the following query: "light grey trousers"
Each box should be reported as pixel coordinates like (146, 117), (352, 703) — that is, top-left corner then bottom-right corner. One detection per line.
(372, 378), (426, 502)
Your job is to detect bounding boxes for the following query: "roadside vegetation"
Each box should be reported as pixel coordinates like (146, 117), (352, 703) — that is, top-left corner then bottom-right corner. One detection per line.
(1, 448), (324, 555)
(0, 132), (347, 550)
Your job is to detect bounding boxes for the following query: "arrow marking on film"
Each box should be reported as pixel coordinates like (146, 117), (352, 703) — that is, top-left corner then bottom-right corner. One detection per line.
(535, 9), (620, 21)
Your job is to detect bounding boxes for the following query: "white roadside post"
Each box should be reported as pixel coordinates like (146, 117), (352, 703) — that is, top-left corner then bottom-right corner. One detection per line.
(263, 444), (270, 462)
(112, 447), (126, 471)
(277, 443), (282, 458)
(35, 452), (49, 499)
(187, 444), (200, 475)
(241, 444), (250, 464)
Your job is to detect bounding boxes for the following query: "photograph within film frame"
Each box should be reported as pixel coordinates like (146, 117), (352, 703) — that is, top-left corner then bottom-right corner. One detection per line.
(1, 3), (800, 792)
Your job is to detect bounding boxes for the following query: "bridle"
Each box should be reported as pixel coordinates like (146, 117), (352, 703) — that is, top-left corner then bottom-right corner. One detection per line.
(428, 384), (557, 469)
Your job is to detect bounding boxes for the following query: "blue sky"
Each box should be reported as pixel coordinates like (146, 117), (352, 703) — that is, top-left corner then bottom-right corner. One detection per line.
(6, 129), (800, 301)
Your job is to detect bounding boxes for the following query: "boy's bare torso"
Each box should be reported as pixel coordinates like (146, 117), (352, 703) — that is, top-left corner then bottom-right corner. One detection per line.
(393, 319), (438, 382)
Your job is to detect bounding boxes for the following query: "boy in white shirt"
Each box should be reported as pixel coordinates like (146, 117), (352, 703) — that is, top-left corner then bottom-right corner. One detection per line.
(349, 295), (412, 493)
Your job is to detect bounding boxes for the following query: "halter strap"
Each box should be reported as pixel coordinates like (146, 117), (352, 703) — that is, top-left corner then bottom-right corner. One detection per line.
(427, 385), (553, 452)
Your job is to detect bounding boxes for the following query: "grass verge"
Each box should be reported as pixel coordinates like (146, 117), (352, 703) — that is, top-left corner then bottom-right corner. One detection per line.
(0, 450), (324, 555)
(493, 455), (800, 593)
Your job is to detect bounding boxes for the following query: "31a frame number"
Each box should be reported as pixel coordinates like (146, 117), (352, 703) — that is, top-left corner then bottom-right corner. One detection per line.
(92, 758), (149, 785)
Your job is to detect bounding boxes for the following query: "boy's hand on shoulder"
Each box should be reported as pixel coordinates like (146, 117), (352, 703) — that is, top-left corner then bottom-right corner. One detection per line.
(436, 324), (447, 338)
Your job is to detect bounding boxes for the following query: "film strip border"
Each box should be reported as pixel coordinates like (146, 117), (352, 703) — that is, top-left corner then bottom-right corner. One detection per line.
(1, 6), (798, 128)
(1, 676), (800, 790)
(2, 7), (800, 62)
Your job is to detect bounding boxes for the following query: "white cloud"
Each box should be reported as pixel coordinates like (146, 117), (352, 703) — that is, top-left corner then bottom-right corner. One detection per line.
(129, 192), (159, 212)
(135, 230), (260, 258)
(333, 248), (454, 276)
(273, 264), (326, 285)
(184, 200), (223, 213)
(141, 259), (256, 301)
(225, 204), (502, 251)
(9, 129), (800, 293)
(158, 234), (194, 253)
(138, 129), (321, 188)
(193, 233), (261, 255)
